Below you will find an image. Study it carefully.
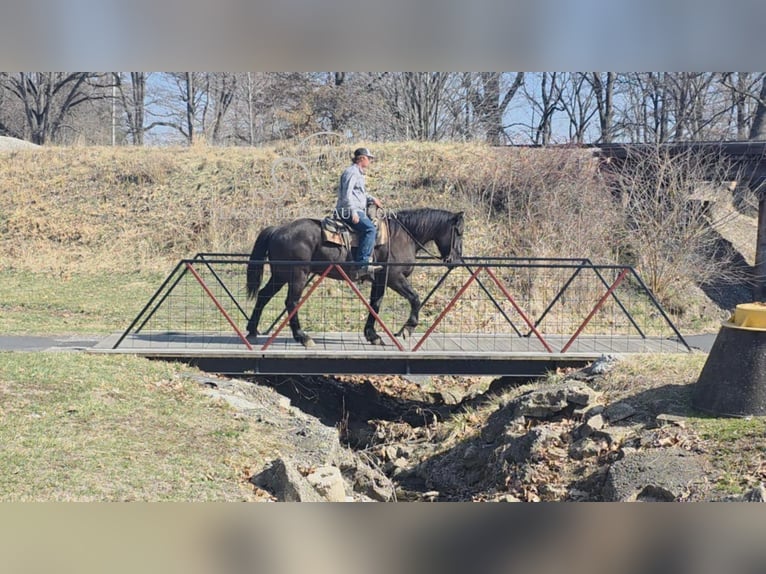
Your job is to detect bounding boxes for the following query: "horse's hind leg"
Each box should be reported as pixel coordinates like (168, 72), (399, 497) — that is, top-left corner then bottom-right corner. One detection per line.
(364, 277), (387, 346)
(247, 275), (284, 337)
(285, 273), (314, 348)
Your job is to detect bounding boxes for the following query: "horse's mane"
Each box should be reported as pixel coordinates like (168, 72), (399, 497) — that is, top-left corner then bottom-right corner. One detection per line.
(390, 208), (455, 239)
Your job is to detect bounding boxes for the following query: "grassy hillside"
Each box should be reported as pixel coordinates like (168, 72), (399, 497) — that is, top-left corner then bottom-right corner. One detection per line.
(0, 142), (477, 272)
(0, 141), (752, 334)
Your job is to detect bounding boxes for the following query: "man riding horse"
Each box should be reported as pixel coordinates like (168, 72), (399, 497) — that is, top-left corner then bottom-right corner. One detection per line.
(245, 145), (464, 348)
(334, 147), (383, 280)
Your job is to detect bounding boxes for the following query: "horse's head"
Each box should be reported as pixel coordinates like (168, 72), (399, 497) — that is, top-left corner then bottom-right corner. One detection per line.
(436, 211), (464, 265)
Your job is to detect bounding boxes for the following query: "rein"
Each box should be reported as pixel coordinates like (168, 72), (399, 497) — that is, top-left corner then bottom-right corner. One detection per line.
(388, 212), (457, 262)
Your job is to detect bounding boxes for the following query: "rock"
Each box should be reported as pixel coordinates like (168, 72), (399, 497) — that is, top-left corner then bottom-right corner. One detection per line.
(742, 483), (766, 502)
(574, 414), (606, 439)
(250, 458), (324, 502)
(602, 448), (710, 502)
(565, 384), (602, 406)
(383, 445), (398, 461)
(595, 425), (639, 448)
(306, 466), (347, 502)
(569, 436), (607, 460)
(588, 354), (619, 375)
(604, 401), (637, 423)
(207, 390), (262, 412)
(392, 457), (408, 469)
(502, 427), (559, 463)
(655, 413), (687, 428)
(573, 404), (605, 419)
(496, 494), (522, 502)
(462, 444), (488, 469)
(515, 382), (602, 419)
(539, 483), (567, 500)
(351, 465), (395, 502)
(568, 354), (619, 379)
(515, 391), (568, 418)
(481, 402), (524, 443)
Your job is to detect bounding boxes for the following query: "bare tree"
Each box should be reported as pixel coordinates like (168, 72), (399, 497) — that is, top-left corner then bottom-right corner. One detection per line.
(0, 80), (25, 139)
(199, 73), (238, 144)
(708, 73), (766, 299)
(313, 72), (350, 133)
(524, 72), (564, 145)
(378, 72), (455, 141)
(606, 145), (743, 305)
(113, 72), (147, 145)
(558, 72), (599, 143)
(720, 72), (763, 140)
(744, 75), (766, 299)
(462, 72), (525, 145)
(150, 72), (208, 144)
(0, 72), (106, 144)
(589, 72), (616, 143)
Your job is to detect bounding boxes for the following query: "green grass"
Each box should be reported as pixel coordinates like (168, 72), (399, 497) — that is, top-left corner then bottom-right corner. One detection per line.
(0, 352), (279, 501)
(688, 415), (766, 494)
(0, 270), (164, 334)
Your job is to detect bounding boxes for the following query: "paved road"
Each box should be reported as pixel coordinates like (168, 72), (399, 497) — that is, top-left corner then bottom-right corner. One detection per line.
(682, 334), (717, 353)
(0, 335), (104, 352)
(0, 333), (719, 353)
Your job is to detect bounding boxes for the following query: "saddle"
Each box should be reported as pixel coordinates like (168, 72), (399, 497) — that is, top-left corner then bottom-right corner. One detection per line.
(321, 214), (389, 250)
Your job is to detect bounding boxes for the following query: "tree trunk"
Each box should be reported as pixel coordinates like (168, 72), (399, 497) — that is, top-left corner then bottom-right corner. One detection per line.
(131, 73), (145, 145)
(750, 77), (766, 299)
(186, 72), (195, 144)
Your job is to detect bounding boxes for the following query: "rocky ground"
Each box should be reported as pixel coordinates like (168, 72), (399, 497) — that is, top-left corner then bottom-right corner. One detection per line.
(187, 354), (765, 503)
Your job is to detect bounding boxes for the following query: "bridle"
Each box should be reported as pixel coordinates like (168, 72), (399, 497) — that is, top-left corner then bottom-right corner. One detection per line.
(449, 223), (463, 262)
(388, 213), (462, 263)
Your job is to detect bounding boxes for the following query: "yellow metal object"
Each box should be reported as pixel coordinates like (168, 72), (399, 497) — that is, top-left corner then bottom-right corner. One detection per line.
(729, 303), (766, 331)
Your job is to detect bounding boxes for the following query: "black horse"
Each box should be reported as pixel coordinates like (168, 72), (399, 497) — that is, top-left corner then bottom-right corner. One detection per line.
(245, 208), (464, 347)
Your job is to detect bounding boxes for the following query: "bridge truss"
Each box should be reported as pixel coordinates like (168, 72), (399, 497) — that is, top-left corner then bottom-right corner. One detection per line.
(91, 254), (692, 376)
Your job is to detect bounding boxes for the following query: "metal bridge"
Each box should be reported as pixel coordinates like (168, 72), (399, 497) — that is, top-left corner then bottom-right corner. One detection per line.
(90, 254), (692, 376)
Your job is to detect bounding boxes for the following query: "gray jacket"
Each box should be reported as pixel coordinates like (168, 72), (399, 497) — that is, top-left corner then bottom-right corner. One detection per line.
(335, 163), (376, 216)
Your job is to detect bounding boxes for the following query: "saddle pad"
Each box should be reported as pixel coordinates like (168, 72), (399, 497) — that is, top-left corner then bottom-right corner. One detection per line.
(321, 217), (388, 247)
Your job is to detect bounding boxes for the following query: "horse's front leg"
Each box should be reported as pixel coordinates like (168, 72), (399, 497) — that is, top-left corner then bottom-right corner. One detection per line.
(285, 273), (314, 348)
(388, 278), (421, 340)
(364, 278), (387, 346)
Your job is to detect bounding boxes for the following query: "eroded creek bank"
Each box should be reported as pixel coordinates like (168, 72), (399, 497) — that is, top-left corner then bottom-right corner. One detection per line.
(191, 358), (727, 502)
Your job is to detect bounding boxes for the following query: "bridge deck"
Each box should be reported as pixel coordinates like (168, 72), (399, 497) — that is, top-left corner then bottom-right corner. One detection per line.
(90, 331), (692, 376)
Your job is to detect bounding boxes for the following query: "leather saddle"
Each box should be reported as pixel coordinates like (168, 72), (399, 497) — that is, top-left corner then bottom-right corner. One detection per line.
(321, 214), (389, 250)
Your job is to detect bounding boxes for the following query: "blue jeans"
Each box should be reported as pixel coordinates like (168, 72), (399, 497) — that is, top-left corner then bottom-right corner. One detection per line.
(342, 210), (376, 264)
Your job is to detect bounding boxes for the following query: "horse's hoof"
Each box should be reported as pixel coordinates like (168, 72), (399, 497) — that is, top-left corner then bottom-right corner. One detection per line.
(395, 327), (413, 339)
(369, 337), (384, 346)
(302, 337), (316, 348)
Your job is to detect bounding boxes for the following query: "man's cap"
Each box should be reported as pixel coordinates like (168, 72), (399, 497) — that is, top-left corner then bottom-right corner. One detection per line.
(353, 147), (375, 160)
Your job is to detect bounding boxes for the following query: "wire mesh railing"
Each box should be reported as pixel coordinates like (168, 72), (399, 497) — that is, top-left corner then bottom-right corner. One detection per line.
(113, 253), (691, 355)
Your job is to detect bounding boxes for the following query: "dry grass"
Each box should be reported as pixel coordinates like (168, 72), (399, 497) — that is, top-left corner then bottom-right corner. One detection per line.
(0, 141), (750, 335)
(0, 143), (604, 272)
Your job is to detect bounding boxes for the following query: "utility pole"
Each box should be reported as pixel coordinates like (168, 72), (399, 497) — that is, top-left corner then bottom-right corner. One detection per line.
(112, 79), (116, 146)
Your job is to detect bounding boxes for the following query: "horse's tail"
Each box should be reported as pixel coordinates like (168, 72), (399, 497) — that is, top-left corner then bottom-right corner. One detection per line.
(247, 226), (276, 299)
